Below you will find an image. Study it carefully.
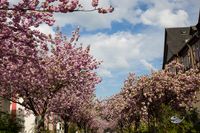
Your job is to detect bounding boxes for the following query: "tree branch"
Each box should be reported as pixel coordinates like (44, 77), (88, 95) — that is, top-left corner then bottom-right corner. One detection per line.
(0, 7), (97, 13)
(2, 96), (31, 111)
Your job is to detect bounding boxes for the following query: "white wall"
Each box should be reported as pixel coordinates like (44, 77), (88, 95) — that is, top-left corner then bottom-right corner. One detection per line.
(10, 98), (35, 133)
(24, 113), (35, 133)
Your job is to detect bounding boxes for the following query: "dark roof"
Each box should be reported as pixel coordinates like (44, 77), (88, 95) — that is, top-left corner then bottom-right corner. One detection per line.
(162, 27), (192, 68)
(162, 11), (200, 69)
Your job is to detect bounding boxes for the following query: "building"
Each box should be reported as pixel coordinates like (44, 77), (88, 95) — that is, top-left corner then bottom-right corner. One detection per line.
(162, 11), (200, 110)
(163, 12), (200, 70)
(10, 98), (33, 132)
(10, 100), (63, 133)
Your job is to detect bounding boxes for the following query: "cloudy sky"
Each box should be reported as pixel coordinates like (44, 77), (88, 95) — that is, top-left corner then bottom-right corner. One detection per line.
(37, 0), (200, 99)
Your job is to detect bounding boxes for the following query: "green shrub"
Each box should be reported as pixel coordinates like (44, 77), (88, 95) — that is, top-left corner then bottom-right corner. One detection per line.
(0, 112), (23, 133)
(143, 104), (200, 133)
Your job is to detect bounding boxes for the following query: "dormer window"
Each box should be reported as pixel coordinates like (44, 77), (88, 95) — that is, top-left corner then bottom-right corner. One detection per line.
(181, 30), (187, 35)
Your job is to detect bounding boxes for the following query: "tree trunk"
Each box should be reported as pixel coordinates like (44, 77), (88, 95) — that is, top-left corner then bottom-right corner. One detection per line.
(148, 114), (150, 133)
(120, 121), (123, 133)
(84, 124), (87, 133)
(64, 121), (69, 133)
(128, 126), (131, 133)
(119, 124), (123, 133)
(35, 115), (45, 133)
(134, 114), (141, 133)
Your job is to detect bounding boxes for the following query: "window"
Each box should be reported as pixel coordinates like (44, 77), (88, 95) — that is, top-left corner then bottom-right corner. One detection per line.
(181, 30), (187, 35)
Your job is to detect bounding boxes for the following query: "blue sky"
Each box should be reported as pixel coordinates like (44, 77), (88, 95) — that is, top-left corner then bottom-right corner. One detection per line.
(36, 0), (200, 99)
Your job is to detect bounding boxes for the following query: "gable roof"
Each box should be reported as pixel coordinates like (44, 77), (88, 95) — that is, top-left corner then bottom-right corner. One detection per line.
(162, 27), (192, 68)
(162, 11), (200, 69)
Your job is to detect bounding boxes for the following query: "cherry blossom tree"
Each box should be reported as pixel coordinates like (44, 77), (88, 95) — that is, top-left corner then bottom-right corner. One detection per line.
(0, 0), (113, 73)
(0, 0), (113, 132)
(119, 62), (200, 131)
(99, 62), (200, 132)
(97, 94), (126, 132)
(83, 99), (119, 133)
(50, 82), (100, 133)
(1, 28), (102, 132)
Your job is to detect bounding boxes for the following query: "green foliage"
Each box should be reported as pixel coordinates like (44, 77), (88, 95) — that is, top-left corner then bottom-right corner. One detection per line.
(69, 123), (79, 133)
(154, 104), (192, 133)
(0, 112), (23, 133)
(138, 123), (148, 133)
(144, 105), (200, 133)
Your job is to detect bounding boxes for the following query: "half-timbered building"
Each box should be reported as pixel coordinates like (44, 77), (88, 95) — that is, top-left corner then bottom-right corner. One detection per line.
(163, 12), (200, 70)
(162, 12), (200, 110)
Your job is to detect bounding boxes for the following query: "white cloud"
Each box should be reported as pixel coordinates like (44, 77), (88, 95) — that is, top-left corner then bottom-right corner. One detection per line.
(139, 0), (200, 27)
(7, 0), (200, 30)
(53, 0), (141, 30)
(79, 30), (163, 77)
(31, 24), (55, 36)
(140, 59), (157, 71)
(55, 0), (139, 30)
(97, 68), (112, 78)
(141, 8), (189, 27)
(80, 32), (142, 69)
(51, 0), (200, 30)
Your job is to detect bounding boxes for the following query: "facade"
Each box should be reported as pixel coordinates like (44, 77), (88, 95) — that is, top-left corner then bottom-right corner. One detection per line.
(10, 100), (63, 133)
(162, 12), (200, 109)
(10, 98), (33, 132)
